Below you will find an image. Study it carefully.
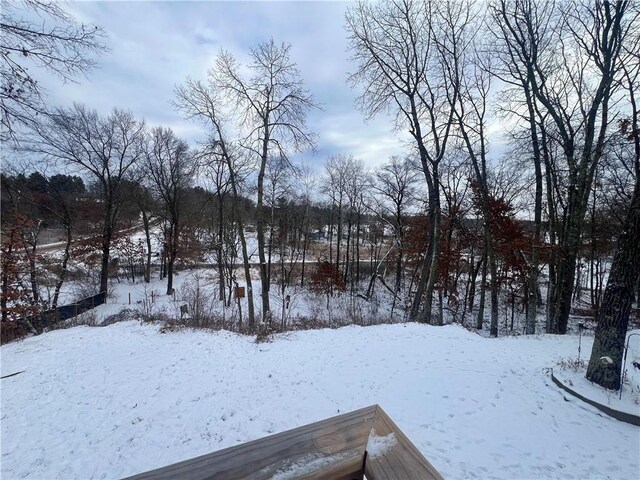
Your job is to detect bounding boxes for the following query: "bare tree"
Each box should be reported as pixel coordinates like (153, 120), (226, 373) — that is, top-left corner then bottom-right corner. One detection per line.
(488, 0), (557, 334)
(491, 0), (636, 334)
(175, 78), (257, 328)
(346, 0), (459, 324)
(1, 0), (106, 143)
(128, 179), (156, 284)
(370, 156), (421, 315)
(199, 151), (233, 302)
(27, 104), (145, 294)
(441, 1), (502, 336)
(439, 152), (472, 324)
(144, 127), (196, 295)
(212, 39), (317, 323)
(586, 24), (640, 389)
(323, 154), (350, 270)
(2, 170), (85, 308)
(342, 158), (367, 289)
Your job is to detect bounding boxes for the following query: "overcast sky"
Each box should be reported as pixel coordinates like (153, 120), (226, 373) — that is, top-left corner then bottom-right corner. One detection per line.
(32, 0), (413, 171)
(35, 0), (509, 172)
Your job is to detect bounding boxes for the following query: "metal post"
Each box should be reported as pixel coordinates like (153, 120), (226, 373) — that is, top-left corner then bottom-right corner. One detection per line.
(577, 323), (584, 363)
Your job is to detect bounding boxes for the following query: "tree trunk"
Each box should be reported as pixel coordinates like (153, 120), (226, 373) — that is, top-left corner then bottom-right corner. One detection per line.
(100, 234), (111, 295)
(217, 194), (225, 301)
(301, 234), (307, 288)
(142, 210), (152, 284)
(26, 243), (39, 305)
(344, 214), (352, 286)
(468, 246), (480, 312)
(256, 163), (270, 322)
(553, 239), (580, 334)
(477, 251), (487, 330)
(411, 177), (440, 324)
(256, 121), (271, 323)
(526, 90), (543, 335)
(488, 234), (499, 337)
(166, 230), (175, 296)
(356, 208), (361, 284)
(420, 190), (442, 325)
(328, 206), (334, 265)
(99, 199), (115, 295)
(1, 244), (11, 325)
(237, 218), (255, 329)
(586, 177), (640, 389)
(52, 223), (72, 309)
(336, 200), (343, 274)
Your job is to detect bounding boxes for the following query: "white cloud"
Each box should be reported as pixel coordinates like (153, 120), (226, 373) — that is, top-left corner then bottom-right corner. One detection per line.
(34, 1), (503, 173)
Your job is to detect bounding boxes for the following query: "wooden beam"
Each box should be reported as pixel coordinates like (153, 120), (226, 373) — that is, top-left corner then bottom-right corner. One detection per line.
(124, 406), (376, 480)
(123, 405), (445, 480)
(364, 406), (444, 480)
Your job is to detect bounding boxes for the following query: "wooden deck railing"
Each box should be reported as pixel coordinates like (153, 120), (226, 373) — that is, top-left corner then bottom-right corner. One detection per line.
(124, 405), (443, 480)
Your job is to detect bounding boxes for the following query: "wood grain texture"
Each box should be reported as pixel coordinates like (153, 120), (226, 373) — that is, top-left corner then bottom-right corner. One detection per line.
(123, 405), (375, 480)
(123, 405), (446, 480)
(364, 406), (444, 480)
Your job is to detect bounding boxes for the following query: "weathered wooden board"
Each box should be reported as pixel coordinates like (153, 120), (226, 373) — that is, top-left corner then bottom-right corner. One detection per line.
(124, 405), (376, 480)
(123, 404), (445, 480)
(364, 406), (444, 480)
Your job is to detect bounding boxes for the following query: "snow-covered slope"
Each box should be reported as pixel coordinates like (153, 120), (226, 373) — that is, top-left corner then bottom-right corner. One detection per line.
(2, 322), (639, 479)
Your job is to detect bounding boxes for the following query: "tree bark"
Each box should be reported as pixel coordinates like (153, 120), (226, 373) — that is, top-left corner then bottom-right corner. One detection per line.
(586, 177), (640, 389)
(256, 141), (271, 322)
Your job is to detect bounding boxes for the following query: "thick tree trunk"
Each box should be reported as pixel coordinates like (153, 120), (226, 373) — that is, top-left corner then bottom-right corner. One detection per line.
(411, 179), (440, 324)
(420, 190), (442, 324)
(554, 236), (580, 334)
(410, 243), (432, 320)
(166, 256), (174, 295)
(586, 178), (640, 389)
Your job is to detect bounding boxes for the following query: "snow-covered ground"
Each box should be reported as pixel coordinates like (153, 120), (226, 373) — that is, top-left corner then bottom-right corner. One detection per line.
(554, 368), (640, 416)
(83, 267), (402, 330)
(2, 322), (639, 479)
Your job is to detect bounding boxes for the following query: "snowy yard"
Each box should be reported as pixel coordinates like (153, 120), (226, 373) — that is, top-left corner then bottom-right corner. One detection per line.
(2, 322), (639, 479)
